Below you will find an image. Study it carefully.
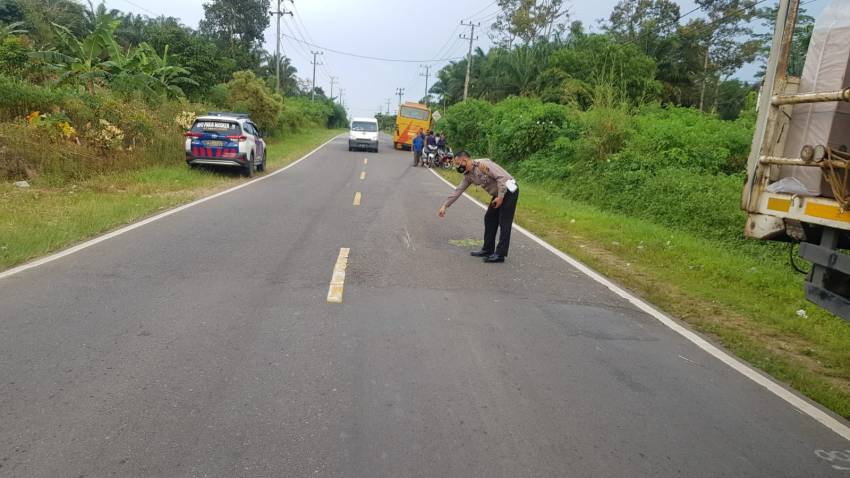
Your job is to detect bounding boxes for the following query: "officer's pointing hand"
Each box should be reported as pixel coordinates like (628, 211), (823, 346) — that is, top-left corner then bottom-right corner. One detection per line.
(438, 205), (447, 218)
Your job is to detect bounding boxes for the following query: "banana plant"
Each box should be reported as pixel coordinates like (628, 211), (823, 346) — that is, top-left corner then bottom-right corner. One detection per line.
(29, 14), (122, 93)
(117, 43), (197, 98)
(0, 21), (27, 40)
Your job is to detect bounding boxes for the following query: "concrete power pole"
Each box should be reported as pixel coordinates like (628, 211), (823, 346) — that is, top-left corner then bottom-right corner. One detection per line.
(460, 21), (479, 101)
(329, 76), (337, 101)
(310, 50), (323, 101)
(385, 98), (391, 115)
(270, 0), (292, 94)
(338, 88), (345, 107)
(395, 88), (405, 107)
(420, 64), (431, 105)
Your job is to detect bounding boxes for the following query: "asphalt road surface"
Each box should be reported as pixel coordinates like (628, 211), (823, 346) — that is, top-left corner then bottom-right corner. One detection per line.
(1, 135), (849, 477)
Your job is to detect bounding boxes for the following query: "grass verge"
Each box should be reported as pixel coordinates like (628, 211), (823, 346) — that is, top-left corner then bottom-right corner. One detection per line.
(0, 128), (342, 271)
(437, 169), (850, 419)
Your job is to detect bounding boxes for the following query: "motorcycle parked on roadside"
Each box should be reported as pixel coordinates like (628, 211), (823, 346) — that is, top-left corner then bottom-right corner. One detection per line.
(438, 148), (454, 169)
(423, 144), (440, 168)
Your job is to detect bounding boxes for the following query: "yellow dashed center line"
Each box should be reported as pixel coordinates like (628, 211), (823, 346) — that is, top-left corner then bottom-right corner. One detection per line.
(326, 247), (350, 304)
(353, 192), (362, 206)
(360, 171), (366, 180)
(363, 158), (368, 165)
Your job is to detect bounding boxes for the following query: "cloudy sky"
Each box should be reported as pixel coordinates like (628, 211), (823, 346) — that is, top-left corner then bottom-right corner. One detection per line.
(103, 0), (831, 118)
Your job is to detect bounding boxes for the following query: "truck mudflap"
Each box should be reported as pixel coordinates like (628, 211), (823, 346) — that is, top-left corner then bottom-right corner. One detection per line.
(800, 227), (850, 321)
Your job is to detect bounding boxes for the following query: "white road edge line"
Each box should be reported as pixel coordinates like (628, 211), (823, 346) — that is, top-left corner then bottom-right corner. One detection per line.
(429, 169), (850, 442)
(0, 134), (345, 282)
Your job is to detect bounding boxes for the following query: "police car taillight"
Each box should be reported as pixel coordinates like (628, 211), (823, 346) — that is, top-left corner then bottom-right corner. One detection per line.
(184, 132), (202, 138)
(226, 135), (247, 141)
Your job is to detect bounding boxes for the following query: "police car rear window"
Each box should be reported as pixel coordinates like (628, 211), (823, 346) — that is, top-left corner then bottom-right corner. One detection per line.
(191, 120), (241, 135)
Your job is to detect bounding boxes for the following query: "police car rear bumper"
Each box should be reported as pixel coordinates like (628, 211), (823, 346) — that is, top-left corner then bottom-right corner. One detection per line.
(186, 153), (248, 167)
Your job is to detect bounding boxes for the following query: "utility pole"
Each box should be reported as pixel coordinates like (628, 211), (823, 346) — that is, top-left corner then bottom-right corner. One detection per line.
(338, 88), (345, 107)
(395, 87), (405, 107)
(419, 64), (431, 105)
(460, 21), (479, 101)
(385, 98), (391, 115)
(269, 0), (292, 94)
(329, 76), (337, 101)
(310, 50), (323, 101)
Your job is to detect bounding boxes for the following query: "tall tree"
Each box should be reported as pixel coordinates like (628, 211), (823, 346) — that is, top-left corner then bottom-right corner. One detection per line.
(753, 5), (814, 78)
(142, 16), (237, 97)
(16, 0), (86, 46)
(199, 0), (269, 71)
(605, 0), (680, 56)
(693, 0), (760, 112)
(490, 0), (570, 47)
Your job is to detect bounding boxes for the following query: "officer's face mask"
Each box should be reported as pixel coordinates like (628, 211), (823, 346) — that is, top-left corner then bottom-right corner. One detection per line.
(455, 160), (468, 174)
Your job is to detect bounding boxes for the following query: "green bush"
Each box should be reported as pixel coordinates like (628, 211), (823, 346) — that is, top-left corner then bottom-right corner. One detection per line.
(0, 36), (29, 77)
(611, 105), (753, 175)
(438, 96), (756, 242)
(0, 75), (68, 120)
(437, 99), (493, 155)
(279, 96), (331, 133)
(224, 70), (282, 133)
(487, 97), (577, 164)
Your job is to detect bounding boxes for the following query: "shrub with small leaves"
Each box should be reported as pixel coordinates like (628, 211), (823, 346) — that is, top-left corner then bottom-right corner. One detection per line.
(85, 119), (125, 151)
(175, 110), (196, 130)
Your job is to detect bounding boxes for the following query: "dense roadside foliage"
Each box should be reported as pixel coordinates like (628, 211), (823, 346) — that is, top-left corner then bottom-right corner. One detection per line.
(0, 0), (347, 183)
(439, 97), (755, 243)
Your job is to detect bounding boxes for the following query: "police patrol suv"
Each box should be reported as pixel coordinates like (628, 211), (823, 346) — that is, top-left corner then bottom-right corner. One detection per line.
(184, 112), (267, 177)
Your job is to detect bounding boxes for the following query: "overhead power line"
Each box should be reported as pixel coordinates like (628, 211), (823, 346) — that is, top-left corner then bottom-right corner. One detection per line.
(462, 1), (500, 21)
(119, 0), (160, 17)
(280, 33), (465, 63)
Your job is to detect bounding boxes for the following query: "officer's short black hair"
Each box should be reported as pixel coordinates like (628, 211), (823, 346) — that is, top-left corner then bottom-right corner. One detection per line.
(455, 151), (470, 159)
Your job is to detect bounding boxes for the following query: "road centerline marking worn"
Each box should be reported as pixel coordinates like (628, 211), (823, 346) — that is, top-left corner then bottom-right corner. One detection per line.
(428, 168), (850, 442)
(0, 134), (345, 282)
(360, 171), (366, 180)
(326, 248), (350, 304)
(353, 192), (362, 206)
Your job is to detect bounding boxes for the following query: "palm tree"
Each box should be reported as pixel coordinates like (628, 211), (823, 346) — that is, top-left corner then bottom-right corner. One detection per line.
(261, 52), (299, 95)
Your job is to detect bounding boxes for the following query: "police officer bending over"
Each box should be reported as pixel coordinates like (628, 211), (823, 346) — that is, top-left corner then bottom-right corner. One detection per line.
(438, 152), (519, 263)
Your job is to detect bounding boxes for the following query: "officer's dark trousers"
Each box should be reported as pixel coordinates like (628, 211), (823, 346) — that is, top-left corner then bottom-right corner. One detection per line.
(482, 189), (519, 257)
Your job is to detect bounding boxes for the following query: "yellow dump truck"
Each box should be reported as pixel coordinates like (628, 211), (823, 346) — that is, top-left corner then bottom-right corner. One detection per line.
(742, 0), (850, 320)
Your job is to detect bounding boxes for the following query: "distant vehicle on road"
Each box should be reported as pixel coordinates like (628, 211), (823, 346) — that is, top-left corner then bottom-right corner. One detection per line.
(184, 112), (266, 177)
(393, 102), (431, 150)
(349, 117), (379, 152)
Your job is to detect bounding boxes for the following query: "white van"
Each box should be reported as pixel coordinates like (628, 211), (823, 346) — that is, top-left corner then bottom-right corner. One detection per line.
(349, 117), (379, 153)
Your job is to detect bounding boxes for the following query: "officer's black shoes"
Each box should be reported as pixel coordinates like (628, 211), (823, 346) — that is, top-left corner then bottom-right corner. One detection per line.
(483, 254), (506, 263)
(470, 249), (493, 257)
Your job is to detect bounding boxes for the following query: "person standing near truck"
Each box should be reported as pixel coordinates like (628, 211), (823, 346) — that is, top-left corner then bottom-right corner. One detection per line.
(412, 129), (425, 167)
(438, 152), (519, 263)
